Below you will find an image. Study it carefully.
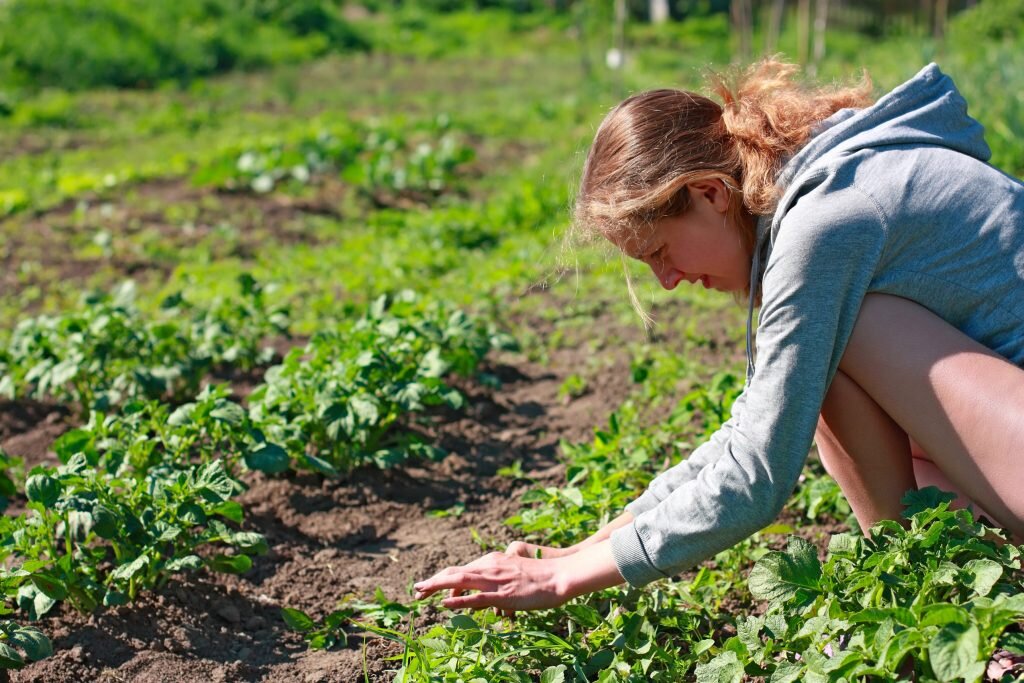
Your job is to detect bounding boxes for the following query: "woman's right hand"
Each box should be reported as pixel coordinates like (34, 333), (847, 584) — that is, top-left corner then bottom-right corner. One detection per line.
(504, 540), (578, 560)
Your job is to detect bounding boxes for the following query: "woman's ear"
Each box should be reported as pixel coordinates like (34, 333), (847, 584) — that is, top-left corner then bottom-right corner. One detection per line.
(688, 179), (730, 214)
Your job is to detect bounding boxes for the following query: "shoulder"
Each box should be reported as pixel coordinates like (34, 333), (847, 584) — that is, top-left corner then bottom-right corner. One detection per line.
(773, 168), (890, 250)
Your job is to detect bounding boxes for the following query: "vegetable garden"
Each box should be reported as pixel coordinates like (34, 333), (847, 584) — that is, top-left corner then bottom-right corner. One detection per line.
(0, 2), (1022, 681)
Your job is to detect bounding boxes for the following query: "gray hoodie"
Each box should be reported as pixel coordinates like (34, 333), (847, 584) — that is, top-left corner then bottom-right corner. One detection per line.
(610, 63), (1024, 587)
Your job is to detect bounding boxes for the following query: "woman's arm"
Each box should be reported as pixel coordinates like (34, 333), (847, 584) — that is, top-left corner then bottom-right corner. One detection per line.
(504, 510), (635, 558)
(414, 540), (624, 612)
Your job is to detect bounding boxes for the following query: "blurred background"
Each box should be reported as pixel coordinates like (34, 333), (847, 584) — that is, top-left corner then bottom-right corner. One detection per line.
(0, 0), (1021, 325)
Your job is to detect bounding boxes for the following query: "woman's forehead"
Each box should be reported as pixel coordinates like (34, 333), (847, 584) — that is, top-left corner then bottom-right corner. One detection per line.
(608, 223), (658, 259)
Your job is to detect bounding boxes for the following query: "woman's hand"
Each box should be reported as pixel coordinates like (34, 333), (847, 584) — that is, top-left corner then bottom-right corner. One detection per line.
(503, 540), (577, 559)
(413, 551), (565, 612)
(413, 541), (625, 614)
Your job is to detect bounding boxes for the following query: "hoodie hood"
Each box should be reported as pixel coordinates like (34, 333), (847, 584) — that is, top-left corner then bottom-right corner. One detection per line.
(743, 63), (992, 382)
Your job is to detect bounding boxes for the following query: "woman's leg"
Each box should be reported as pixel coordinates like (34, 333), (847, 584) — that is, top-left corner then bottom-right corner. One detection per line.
(816, 369), (917, 529)
(818, 293), (1024, 539)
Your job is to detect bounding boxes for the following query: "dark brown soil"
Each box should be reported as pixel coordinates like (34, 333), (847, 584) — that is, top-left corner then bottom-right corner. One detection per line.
(0, 178), (344, 311)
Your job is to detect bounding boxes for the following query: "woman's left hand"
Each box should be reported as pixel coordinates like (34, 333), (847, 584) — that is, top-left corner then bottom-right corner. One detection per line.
(413, 541), (625, 614)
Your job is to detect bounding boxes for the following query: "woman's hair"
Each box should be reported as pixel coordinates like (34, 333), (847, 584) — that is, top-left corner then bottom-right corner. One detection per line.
(569, 58), (873, 317)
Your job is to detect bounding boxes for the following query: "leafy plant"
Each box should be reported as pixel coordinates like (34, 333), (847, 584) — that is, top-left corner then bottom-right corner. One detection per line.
(249, 290), (514, 474)
(2, 455), (264, 617)
(0, 276), (290, 414)
(740, 487), (1024, 681)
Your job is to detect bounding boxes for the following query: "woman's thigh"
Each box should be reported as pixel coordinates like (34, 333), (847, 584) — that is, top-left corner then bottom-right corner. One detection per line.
(838, 294), (1024, 539)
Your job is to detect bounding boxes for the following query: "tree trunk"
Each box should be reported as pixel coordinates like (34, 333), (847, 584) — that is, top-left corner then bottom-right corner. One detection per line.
(765, 0), (786, 54)
(934, 0), (949, 41)
(810, 0), (829, 75)
(613, 0), (627, 96)
(650, 0), (670, 24)
(797, 0), (811, 64)
(731, 0), (753, 63)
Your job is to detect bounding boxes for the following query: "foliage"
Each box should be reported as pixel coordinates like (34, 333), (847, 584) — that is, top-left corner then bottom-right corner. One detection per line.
(0, 276), (289, 414)
(0, 0), (369, 91)
(740, 488), (1024, 681)
(193, 117), (475, 201)
(249, 290), (515, 474)
(0, 455), (264, 618)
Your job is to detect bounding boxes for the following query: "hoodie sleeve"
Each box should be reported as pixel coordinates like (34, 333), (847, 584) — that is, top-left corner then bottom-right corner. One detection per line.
(611, 180), (889, 587)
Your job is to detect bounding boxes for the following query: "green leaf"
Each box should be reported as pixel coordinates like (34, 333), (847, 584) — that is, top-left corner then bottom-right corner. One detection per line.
(167, 403), (195, 427)
(212, 501), (244, 523)
(0, 641), (24, 669)
(901, 486), (956, 520)
(194, 462), (237, 502)
(418, 347), (449, 377)
(921, 604), (970, 628)
(228, 532), (269, 555)
(748, 536), (822, 603)
(111, 555), (150, 582)
(210, 401), (246, 426)
(7, 627), (52, 661)
(209, 554), (252, 574)
(928, 622), (979, 681)
(449, 614), (479, 631)
(769, 661), (804, 683)
(16, 584), (56, 621)
(827, 532), (859, 557)
(302, 453), (339, 477)
(177, 501), (207, 525)
(245, 443), (291, 474)
(53, 429), (92, 464)
(91, 504), (118, 539)
(30, 574), (68, 601)
(963, 558), (1002, 597)
(165, 555), (204, 572)
(540, 665), (566, 683)
(695, 650), (744, 683)
(349, 394), (380, 425)
(25, 474), (61, 508)
(281, 607), (315, 633)
(564, 604), (601, 628)
(560, 487), (584, 508)
(102, 590), (129, 607)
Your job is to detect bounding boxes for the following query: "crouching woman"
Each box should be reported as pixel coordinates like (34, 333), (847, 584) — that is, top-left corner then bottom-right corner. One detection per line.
(414, 60), (1024, 612)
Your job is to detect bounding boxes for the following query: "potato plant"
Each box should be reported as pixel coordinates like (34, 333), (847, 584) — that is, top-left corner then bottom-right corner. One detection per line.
(0, 455), (264, 619)
(193, 117), (474, 199)
(249, 290), (514, 474)
(737, 488), (1024, 682)
(0, 276), (290, 414)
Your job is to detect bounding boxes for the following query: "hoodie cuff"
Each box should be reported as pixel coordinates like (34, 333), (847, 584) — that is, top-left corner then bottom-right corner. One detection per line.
(610, 522), (669, 588)
(624, 489), (662, 518)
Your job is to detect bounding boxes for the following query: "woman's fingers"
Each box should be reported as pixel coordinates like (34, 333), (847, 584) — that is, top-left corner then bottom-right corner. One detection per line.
(504, 541), (533, 558)
(442, 591), (503, 610)
(414, 571), (491, 599)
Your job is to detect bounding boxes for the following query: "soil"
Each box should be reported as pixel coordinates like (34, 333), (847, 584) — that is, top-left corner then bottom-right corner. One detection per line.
(2, 295), (657, 682)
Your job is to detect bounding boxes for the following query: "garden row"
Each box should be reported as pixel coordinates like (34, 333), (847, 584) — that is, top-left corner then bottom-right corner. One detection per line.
(0, 279), (512, 672)
(1, 115), (475, 218)
(286, 353), (1024, 681)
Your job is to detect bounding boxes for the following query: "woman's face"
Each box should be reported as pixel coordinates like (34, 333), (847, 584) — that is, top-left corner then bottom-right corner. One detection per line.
(614, 180), (752, 294)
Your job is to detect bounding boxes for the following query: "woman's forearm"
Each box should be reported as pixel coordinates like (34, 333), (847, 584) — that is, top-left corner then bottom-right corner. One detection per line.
(573, 511), (634, 550)
(555, 540), (625, 600)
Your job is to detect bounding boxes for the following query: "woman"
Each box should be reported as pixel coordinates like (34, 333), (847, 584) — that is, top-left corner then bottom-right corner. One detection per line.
(414, 60), (1024, 613)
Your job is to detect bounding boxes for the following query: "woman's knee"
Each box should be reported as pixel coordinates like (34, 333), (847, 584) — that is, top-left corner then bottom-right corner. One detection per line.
(837, 293), (1024, 538)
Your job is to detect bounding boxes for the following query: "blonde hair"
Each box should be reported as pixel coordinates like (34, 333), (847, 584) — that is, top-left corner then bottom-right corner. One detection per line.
(570, 58), (873, 319)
